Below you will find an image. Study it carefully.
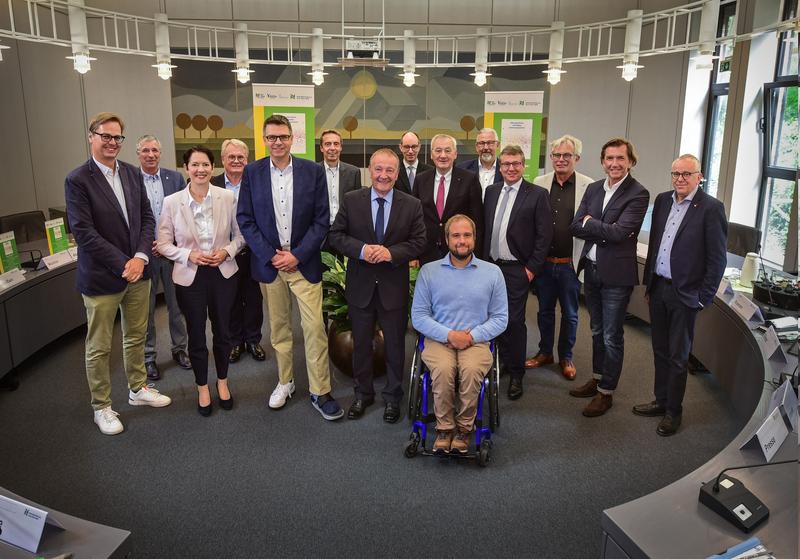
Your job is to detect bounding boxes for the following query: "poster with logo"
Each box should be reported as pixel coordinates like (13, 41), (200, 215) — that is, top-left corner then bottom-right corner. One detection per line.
(252, 84), (315, 161)
(0, 231), (20, 273)
(483, 91), (543, 182)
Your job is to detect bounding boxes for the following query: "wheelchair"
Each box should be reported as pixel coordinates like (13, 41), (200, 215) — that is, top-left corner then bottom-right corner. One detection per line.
(403, 335), (500, 467)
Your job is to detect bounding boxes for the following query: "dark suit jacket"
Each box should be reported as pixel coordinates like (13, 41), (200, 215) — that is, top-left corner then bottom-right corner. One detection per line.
(643, 189), (727, 308)
(237, 156), (330, 284)
(570, 175), (650, 286)
(482, 180), (553, 275)
(150, 167), (186, 196)
(414, 166), (484, 264)
(65, 158), (155, 295)
(396, 160), (432, 195)
(329, 188), (426, 310)
(210, 173), (232, 188)
(458, 158), (503, 185)
(318, 160), (361, 200)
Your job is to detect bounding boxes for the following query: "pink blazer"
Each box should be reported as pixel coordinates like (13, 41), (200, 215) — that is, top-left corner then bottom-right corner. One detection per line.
(157, 185), (244, 286)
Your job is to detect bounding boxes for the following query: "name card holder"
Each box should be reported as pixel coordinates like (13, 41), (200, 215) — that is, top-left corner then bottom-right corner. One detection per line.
(0, 268), (26, 292)
(758, 325), (789, 373)
(0, 494), (64, 554)
(716, 278), (734, 302)
(728, 292), (764, 328)
(37, 250), (74, 271)
(768, 378), (798, 433)
(739, 406), (790, 462)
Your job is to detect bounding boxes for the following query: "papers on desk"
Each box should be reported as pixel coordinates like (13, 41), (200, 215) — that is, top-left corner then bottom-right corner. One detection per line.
(706, 536), (775, 558)
(0, 268), (26, 292)
(0, 494), (64, 553)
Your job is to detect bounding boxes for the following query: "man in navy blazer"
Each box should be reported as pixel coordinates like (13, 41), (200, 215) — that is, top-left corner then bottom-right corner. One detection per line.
(457, 128), (503, 199)
(633, 154), (727, 436)
(65, 112), (172, 436)
(395, 131), (432, 195)
(238, 114), (343, 421)
(136, 134), (190, 380)
(568, 138), (649, 418)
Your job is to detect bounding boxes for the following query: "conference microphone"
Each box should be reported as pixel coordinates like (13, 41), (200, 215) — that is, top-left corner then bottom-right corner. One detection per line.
(699, 459), (796, 532)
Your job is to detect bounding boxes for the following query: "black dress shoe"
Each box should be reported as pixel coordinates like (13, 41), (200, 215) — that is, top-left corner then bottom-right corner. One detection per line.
(507, 377), (523, 400)
(198, 401), (213, 417)
(383, 402), (400, 423)
(656, 414), (681, 436)
(632, 401), (666, 417)
(347, 398), (374, 420)
(245, 342), (266, 361)
(145, 361), (161, 381)
(229, 344), (243, 363)
(172, 350), (192, 370)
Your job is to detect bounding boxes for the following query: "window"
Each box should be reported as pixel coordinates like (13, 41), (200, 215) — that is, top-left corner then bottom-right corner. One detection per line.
(757, 0), (798, 266)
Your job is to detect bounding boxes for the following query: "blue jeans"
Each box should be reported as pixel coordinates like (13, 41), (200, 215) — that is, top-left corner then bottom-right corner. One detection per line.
(582, 262), (633, 394)
(534, 262), (580, 360)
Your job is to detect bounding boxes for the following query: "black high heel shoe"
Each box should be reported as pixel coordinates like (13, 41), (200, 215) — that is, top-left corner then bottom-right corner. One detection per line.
(217, 380), (233, 411)
(198, 401), (213, 416)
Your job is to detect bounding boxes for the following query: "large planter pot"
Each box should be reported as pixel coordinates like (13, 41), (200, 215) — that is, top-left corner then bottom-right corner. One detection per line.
(327, 324), (386, 377)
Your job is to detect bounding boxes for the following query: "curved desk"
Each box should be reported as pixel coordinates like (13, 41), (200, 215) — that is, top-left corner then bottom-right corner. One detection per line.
(601, 285), (798, 558)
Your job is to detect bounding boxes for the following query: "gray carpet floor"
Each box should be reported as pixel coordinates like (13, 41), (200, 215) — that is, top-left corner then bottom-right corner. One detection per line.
(0, 294), (743, 558)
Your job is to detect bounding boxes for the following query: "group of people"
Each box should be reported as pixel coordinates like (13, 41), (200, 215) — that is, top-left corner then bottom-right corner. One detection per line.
(64, 110), (727, 446)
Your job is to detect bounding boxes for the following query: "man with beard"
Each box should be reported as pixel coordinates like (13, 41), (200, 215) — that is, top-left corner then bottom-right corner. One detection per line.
(458, 128), (503, 199)
(412, 214), (508, 454)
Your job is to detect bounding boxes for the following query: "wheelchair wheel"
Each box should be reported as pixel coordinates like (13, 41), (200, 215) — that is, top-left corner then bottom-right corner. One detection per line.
(488, 362), (500, 431)
(404, 432), (421, 458)
(407, 351), (423, 421)
(478, 440), (492, 467)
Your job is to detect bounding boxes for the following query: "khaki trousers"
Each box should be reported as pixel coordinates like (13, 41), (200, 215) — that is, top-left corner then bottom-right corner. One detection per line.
(421, 340), (492, 432)
(261, 270), (331, 396)
(82, 280), (150, 410)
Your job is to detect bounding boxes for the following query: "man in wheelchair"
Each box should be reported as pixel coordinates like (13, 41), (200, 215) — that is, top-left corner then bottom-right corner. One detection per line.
(411, 214), (508, 454)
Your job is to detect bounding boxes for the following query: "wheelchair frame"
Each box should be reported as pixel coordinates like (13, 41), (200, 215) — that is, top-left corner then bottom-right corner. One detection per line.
(404, 336), (500, 467)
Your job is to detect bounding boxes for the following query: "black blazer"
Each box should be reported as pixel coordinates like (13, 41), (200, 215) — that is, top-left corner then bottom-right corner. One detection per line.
(396, 161), (432, 195)
(65, 158), (155, 295)
(210, 173), (230, 188)
(318, 160), (362, 200)
(458, 158), (503, 185)
(570, 175), (650, 287)
(414, 166), (484, 264)
(329, 188), (426, 311)
(643, 189), (727, 308)
(482, 180), (553, 275)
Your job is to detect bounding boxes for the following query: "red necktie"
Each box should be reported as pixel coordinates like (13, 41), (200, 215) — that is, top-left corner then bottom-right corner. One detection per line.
(435, 175), (445, 219)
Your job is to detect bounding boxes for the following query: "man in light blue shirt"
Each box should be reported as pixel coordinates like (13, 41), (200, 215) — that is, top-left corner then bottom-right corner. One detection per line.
(412, 214), (507, 454)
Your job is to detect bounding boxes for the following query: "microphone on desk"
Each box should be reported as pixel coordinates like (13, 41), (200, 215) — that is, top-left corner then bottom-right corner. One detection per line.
(699, 459), (796, 532)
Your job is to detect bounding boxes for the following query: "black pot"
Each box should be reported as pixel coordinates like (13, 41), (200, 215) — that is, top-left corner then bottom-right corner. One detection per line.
(327, 324), (386, 377)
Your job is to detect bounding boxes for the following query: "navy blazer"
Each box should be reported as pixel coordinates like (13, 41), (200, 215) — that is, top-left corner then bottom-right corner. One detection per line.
(570, 175), (650, 287)
(329, 188), (426, 311)
(458, 158), (503, 185)
(643, 189), (727, 308)
(483, 179), (553, 275)
(397, 161), (432, 195)
(155, 168), (186, 196)
(237, 156), (330, 284)
(65, 158), (155, 295)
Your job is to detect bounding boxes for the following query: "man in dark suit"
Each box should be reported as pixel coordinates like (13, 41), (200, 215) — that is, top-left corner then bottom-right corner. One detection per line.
(568, 138), (650, 417)
(66, 112), (172, 436)
(457, 128), (503, 199)
(634, 154), (727, 436)
(136, 134), (190, 380)
(395, 131), (432, 195)
(483, 145), (553, 400)
(329, 148), (426, 423)
(211, 138), (266, 364)
(238, 114), (343, 421)
(319, 129), (361, 223)
(414, 133), (483, 264)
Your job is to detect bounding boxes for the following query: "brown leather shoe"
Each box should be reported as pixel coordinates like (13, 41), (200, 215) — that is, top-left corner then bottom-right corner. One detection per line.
(450, 430), (470, 454)
(433, 430), (453, 454)
(559, 359), (577, 380)
(582, 393), (613, 417)
(569, 378), (598, 398)
(524, 353), (554, 369)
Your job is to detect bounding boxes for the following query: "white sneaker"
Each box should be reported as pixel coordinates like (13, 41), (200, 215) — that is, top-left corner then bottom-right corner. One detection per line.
(128, 384), (172, 407)
(268, 379), (295, 409)
(94, 407), (124, 435)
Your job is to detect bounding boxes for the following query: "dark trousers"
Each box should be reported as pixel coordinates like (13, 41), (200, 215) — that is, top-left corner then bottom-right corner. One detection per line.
(495, 261), (530, 380)
(348, 290), (407, 404)
(229, 250), (263, 345)
(175, 267), (237, 386)
(583, 262), (633, 393)
(649, 276), (698, 416)
(534, 262), (580, 360)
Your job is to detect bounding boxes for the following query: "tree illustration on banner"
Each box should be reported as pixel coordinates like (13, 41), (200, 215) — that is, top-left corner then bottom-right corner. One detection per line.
(176, 113), (191, 138)
(343, 116), (358, 139)
(208, 115), (223, 138)
(191, 115), (208, 139)
(460, 115), (476, 140)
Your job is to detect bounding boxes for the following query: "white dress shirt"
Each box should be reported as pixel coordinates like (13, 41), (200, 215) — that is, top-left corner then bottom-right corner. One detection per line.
(188, 189), (214, 253)
(270, 158), (294, 249)
(325, 162), (340, 225)
(586, 174), (627, 262)
(478, 160), (497, 196)
(142, 168), (164, 237)
(493, 178), (522, 261)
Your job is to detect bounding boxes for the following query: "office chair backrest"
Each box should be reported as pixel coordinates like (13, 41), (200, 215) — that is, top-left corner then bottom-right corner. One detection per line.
(726, 222), (761, 257)
(0, 210), (47, 244)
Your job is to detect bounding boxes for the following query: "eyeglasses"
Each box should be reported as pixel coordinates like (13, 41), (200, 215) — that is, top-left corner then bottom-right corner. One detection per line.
(400, 144), (419, 151)
(226, 155), (247, 162)
(550, 152), (575, 160)
(476, 140), (498, 147)
(92, 132), (126, 144)
(670, 171), (700, 179)
(265, 134), (292, 143)
(500, 161), (524, 169)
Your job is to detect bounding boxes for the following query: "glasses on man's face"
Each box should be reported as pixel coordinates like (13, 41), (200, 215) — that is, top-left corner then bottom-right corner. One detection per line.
(500, 161), (523, 169)
(476, 140), (498, 148)
(92, 131), (125, 144)
(400, 144), (419, 151)
(265, 134), (291, 143)
(670, 171), (699, 179)
(550, 152), (574, 160)
(226, 155), (247, 162)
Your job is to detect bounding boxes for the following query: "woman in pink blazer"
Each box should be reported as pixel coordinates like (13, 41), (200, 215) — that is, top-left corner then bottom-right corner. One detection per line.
(157, 146), (244, 416)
